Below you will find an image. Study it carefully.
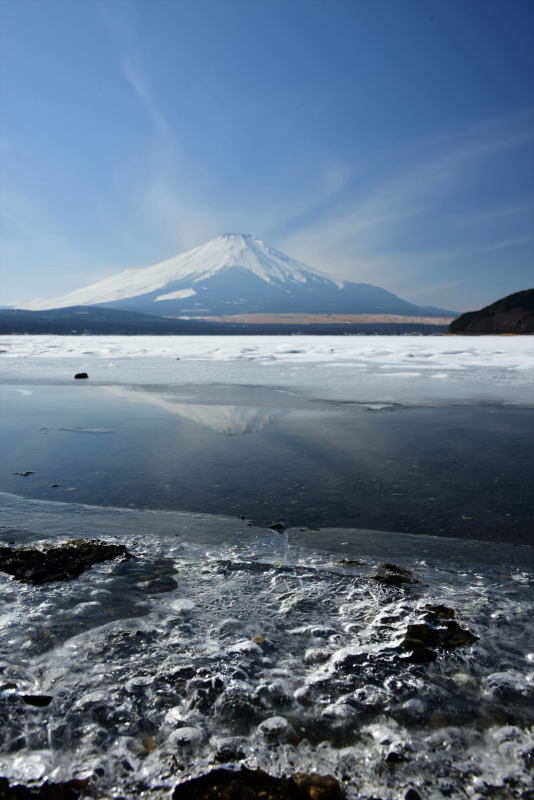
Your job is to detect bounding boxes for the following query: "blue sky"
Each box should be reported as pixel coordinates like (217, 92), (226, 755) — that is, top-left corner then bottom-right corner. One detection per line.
(1, 0), (533, 311)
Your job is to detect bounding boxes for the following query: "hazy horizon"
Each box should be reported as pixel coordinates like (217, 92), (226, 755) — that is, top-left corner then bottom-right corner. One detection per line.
(1, 0), (533, 311)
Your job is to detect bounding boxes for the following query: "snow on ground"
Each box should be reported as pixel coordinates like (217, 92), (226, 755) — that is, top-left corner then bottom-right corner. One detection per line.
(0, 334), (532, 406)
(1, 333), (532, 368)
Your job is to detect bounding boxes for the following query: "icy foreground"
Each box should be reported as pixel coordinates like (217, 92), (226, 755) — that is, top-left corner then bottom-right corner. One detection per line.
(1, 334), (533, 798)
(1, 334), (532, 407)
(0, 493), (533, 800)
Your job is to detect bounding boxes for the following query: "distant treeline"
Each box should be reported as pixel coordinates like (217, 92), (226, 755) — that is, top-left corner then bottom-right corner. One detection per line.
(0, 306), (449, 336)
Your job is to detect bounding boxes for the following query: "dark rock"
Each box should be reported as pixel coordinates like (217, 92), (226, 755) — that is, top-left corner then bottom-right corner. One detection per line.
(378, 563), (412, 575)
(74, 373), (88, 379)
(371, 573), (420, 588)
(172, 767), (346, 800)
(402, 623), (441, 648)
(398, 617), (477, 662)
(269, 522), (285, 531)
(385, 750), (408, 764)
(405, 790), (423, 800)
(214, 744), (246, 763)
(13, 472), (33, 477)
(423, 604), (455, 620)
(0, 539), (131, 584)
(439, 620), (478, 648)
(400, 644), (437, 664)
(21, 695), (52, 707)
(334, 652), (369, 672)
(0, 777), (90, 799)
(336, 559), (366, 567)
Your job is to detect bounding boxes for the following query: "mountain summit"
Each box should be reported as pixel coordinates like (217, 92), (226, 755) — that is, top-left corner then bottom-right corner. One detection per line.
(24, 233), (452, 317)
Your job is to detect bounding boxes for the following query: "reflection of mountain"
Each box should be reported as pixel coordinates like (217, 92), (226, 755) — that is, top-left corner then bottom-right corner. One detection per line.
(102, 386), (285, 435)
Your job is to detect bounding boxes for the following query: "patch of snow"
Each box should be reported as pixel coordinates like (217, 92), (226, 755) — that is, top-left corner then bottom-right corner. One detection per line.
(154, 288), (196, 302)
(1, 335), (532, 409)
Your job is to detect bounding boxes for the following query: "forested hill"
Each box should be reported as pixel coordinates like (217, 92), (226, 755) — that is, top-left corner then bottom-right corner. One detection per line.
(449, 289), (534, 334)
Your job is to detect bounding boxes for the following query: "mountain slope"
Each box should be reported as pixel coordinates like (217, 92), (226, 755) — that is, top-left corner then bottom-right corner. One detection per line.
(23, 233), (453, 317)
(449, 288), (534, 334)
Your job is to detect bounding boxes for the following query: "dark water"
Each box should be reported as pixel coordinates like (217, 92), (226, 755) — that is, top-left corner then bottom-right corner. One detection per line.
(1, 383), (533, 543)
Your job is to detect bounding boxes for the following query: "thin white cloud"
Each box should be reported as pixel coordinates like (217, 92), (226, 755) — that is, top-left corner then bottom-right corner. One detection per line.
(278, 110), (534, 286)
(120, 56), (169, 135)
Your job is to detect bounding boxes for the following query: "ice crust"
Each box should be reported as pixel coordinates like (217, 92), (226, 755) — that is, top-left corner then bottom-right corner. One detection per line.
(0, 494), (533, 799)
(1, 334), (532, 406)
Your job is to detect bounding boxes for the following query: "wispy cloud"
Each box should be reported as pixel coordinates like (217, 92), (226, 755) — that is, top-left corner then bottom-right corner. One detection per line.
(278, 108), (534, 286)
(120, 56), (169, 135)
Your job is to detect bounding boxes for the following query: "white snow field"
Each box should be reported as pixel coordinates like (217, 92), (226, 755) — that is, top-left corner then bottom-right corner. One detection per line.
(1, 334), (532, 406)
(22, 233), (343, 310)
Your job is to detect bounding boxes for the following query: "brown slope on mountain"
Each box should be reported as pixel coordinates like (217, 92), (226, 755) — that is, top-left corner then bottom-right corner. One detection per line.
(449, 288), (534, 334)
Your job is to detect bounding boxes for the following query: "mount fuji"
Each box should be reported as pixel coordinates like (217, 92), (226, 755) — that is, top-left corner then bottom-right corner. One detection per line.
(23, 234), (453, 318)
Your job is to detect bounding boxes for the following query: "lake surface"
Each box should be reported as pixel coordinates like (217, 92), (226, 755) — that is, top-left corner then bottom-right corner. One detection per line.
(1, 382), (533, 543)
(0, 335), (533, 799)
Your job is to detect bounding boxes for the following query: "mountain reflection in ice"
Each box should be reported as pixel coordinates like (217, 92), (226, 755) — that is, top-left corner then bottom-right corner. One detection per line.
(102, 385), (286, 435)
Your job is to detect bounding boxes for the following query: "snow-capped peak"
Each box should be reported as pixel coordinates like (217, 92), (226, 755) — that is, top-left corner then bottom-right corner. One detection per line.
(23, 234), (344, 310)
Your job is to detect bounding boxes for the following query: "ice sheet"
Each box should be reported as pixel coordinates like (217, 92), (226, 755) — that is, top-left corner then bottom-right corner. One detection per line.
(1, 335), (532, 406)
(1, 334), (532, 368)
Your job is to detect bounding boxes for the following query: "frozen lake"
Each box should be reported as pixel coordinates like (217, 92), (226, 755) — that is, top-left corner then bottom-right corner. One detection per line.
(0, 335), (533, 799)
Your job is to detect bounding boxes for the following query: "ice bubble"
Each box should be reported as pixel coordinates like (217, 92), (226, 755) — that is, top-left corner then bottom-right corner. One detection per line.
(304, 648), (331, 665)
(257, 715), (295, 741)
(164, 706), (184, 726)
(227, 640), (263, 656)
(170, 598), (195, 612)
(168, 726), (204, 746)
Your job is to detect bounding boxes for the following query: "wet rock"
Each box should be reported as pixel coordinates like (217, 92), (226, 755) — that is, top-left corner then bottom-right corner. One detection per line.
(379, 563), (413, 576)
(403, 623), (441, 649)
(172, 767), (346, 800)
(304, 648), (331, 665)
(13, 472), (33, 477)
(214, 686), (259, 729)
(399, 617), (477, 662)
(74, 372), (88, 379)
(385, 750), (408, 764)
(292, 773), (346, 800)
(423, 603), (455, 620)
(439, 620), (478, 648)
(0, 539), (131, 584)
(332, 651), (369, 672)
(371, 573), (421, 588)
(214, 739), (246, 763)
(400, 644), (437, 664)
(405, 790), (423, 800)
(169, 725), (204, 747)
(269, 522), (285, 531)
(336, 559), (366, 567)
(0, 777), (90, 799)
(257, 715), (296, 742)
